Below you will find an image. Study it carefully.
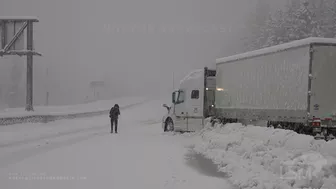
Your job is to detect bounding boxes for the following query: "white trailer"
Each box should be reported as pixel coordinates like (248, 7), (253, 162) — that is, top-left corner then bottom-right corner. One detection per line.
(215, 37), (336, 138)
(162, 67), (216, 132)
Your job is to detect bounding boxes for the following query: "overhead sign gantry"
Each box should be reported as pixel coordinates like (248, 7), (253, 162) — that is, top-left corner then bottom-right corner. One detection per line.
(0, 16), (42, 111)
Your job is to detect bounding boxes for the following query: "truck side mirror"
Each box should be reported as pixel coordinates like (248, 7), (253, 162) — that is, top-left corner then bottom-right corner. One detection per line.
(172, 92), (176, 104)
(163, 104), (170, 111)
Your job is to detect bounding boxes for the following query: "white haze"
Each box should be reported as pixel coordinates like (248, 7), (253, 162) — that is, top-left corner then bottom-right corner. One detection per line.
(0, 0), (286, 108)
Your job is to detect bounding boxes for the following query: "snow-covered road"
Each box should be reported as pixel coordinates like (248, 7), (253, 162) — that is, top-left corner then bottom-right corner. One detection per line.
(0, 100), (232, 189)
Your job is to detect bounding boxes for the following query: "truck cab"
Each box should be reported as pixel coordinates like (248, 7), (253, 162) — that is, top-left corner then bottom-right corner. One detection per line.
(162, 67), (216, 132)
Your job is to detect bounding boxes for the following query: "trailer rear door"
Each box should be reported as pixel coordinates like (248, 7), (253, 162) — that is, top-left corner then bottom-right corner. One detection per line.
(310, 45), (336, 120)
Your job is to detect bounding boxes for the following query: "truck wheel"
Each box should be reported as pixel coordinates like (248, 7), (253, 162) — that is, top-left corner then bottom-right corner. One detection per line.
(164, 118), (174, 132)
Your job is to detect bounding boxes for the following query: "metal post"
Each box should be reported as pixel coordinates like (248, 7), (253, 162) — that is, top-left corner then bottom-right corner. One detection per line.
(172, 72), (174, 91)
(203, 67), (208, 126)
(186, 112), (189, 131)
(45, 67), (49, 106)
(25, 21), (33, 111)
(46, 92), (49, 106)
(1, 21), (6, 49)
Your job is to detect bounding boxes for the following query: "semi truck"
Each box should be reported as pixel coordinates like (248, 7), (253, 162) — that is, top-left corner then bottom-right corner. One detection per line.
(162, 37), (336, 140)
(162, 67), (216, 132)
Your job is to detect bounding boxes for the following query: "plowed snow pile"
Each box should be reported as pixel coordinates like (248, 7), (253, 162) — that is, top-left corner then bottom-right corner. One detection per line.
(191, 122), (336, 189)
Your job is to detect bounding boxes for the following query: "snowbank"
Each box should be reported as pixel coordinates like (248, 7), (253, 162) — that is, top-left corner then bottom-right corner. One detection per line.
(192, 123), (336, 189)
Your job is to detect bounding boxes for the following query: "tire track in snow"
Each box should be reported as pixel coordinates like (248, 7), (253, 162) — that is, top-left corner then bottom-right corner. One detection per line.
(0, 130), (109, 169)
(0, 101), (146, 149)
(0, 123), (107, 149)
(0, 101), (148, 168)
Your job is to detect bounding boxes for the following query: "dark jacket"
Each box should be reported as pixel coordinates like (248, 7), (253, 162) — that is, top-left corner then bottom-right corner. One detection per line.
(109, 105), (120, 119)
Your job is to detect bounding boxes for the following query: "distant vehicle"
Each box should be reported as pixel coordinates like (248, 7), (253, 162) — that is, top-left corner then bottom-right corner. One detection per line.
(162, 37), (336, 140)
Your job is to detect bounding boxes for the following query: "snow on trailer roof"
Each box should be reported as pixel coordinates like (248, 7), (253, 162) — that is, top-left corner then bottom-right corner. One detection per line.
(0, 16), (39, 22)
(216, 37), (336, 64)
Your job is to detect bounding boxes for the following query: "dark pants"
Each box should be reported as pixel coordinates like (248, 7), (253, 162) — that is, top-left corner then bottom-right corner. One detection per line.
(110, 118), (118, 133)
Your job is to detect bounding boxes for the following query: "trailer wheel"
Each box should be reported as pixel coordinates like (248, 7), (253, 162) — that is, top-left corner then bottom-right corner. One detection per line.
(164, 118), (174, 132)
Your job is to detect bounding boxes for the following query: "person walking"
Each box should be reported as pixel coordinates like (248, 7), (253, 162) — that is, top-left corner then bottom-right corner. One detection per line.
(109, 104), (120, 133)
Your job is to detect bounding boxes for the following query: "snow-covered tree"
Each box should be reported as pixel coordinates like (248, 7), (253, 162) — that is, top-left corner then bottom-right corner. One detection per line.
(319, 0), (336, 37)
(292, 1), (320, 39)
(242, 0), (271, 51)
(247, 0), (336, 49)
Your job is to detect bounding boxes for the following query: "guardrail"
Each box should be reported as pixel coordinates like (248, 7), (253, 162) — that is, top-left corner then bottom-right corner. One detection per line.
(0, 101), (146, 126)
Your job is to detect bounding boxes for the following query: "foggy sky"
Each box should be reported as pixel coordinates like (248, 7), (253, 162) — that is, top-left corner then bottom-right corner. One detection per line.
(0, 0), (286, 106)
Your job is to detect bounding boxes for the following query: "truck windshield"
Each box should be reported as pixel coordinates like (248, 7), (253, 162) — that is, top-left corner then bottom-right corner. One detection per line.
(177, 90), (185, 103)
